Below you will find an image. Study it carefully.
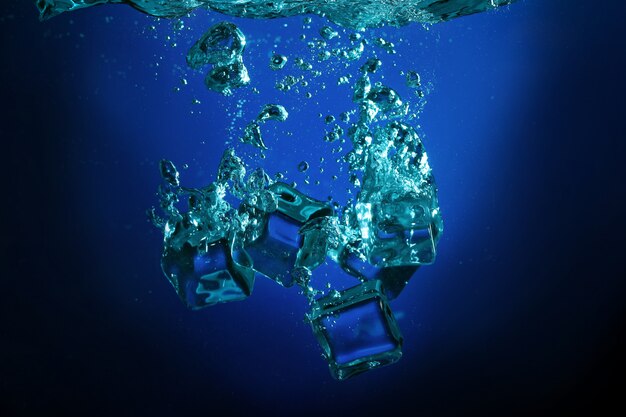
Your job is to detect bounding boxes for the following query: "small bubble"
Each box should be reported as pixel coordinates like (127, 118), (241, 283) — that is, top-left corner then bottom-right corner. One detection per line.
(319, 26), (338, 40)
(298, 161), (310, 172)
(270, 53), (288, 70)
(173, 19), (184, 31)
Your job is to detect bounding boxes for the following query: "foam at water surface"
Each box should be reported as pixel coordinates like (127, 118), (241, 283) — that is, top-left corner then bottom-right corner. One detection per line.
(37, 0), (517, 28)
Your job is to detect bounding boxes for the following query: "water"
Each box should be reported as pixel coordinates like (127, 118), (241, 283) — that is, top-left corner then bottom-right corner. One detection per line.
(149, 16), (447, 380)
(33, 0), (517, 380)
(6, 0), (626, 414)
(151, 18), (441, 377)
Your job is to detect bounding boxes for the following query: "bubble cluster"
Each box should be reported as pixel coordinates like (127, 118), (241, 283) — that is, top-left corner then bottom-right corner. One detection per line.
(240, 104), (289, 150)
(187, 21), (250, 95)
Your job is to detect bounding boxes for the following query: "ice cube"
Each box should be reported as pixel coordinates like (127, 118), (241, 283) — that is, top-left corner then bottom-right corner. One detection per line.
(308, 280), (403, 380)
(161, 237), (255, 309)
(245, 182), (333, 286)
(356, 122), (443, 267)
(339, 242), (419, 300)
(245, 212), (302, 287)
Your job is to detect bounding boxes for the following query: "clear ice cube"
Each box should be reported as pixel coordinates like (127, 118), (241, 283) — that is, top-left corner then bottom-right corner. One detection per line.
(356, 122), (443, 267)
(161, 238), (255, 309)
(245, 183), (333, 286)
(309, 280), (403, 380)
(368, 192), (441, 266)
(245, 212), (302, 287)
(339, 242), (419, 300)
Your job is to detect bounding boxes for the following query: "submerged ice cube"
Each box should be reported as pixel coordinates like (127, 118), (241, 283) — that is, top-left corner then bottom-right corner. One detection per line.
(244, 211), (302, 287)
(365, 191), (441, 267)
(339, 242), (419, 300)
(244, 182), (333, 286)
(296, 216), (335, 272)
(269, 182), (333, 224)
(356, 122), (443, 267)
(308, 280), (403, 380)
(161, 237), (255, 309)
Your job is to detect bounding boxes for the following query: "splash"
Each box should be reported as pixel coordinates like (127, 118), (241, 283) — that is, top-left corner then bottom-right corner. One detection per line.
(150, 25), (444, 375)
(187, 21), (250, 95)
(37, 0), (519, 380)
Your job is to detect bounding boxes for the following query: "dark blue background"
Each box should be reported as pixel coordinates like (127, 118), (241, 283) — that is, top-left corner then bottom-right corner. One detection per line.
(1, 0), (625, 415)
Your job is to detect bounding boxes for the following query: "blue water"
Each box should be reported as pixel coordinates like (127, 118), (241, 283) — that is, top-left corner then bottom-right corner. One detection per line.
(2, 0), (626, 415)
